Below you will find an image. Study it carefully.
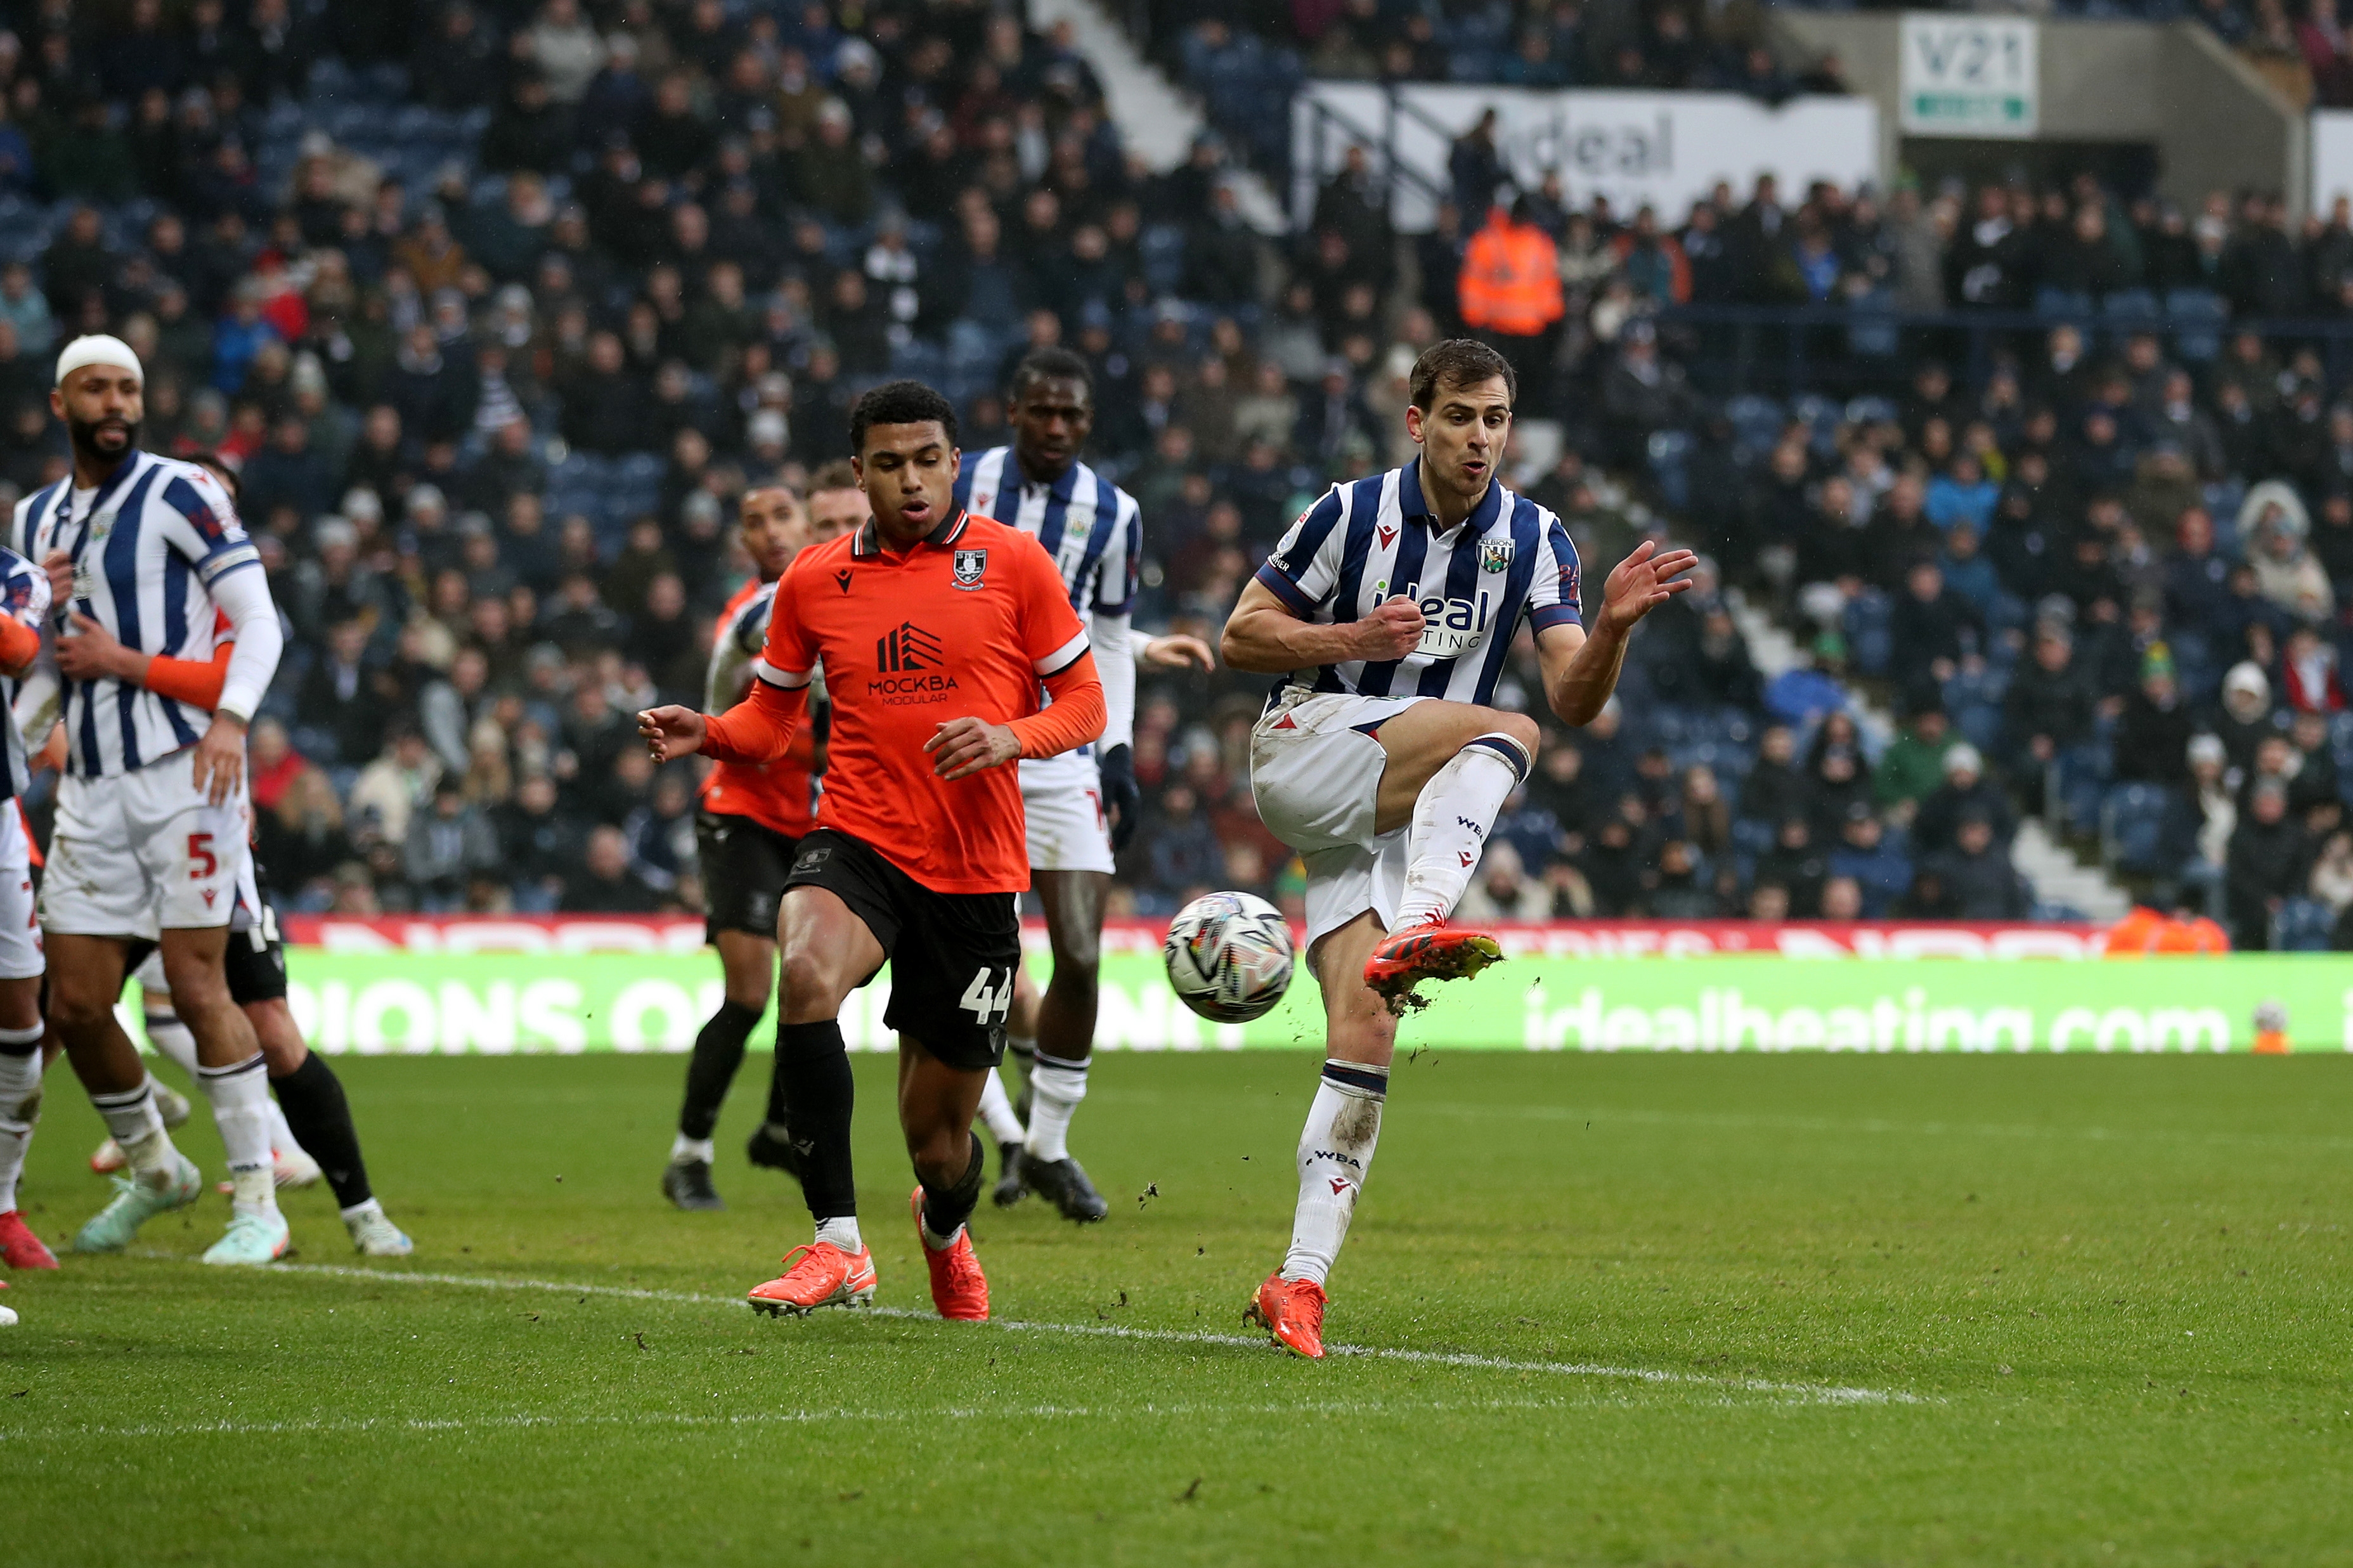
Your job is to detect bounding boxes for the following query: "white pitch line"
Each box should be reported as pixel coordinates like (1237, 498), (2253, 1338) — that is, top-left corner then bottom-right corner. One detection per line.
(6, 1396), (1629, 1444)
(240, 1260), (1919, 1406)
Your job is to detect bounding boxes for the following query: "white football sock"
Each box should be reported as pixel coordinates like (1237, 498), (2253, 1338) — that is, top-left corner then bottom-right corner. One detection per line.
(1395, 734), (1533, 927)
(340, 1196), (386, 1224)
(89, 1082), (173, 1177)
(265, 1094), (308, 1163)
(195, 1054), (279, 1218)
(0, 1037), (39, 1212)
(1281, 1059), (1389, 1287)
(815, 1215), (864, 1253)
(975, 1066), (1024, 1148)
(1024, 1053), (1089, 1163)
(144, 1009), (199, 1076)
(669, 1134), (716, 1164)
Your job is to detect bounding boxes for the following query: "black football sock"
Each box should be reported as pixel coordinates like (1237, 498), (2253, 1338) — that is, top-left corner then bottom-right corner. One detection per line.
(919, 1131), (986, 1246)
(761, 1043), (794, 1131)
(271, 1053), (373, 1210)
(679, 999), (763, 1143)
(775, 1020), (857, 1221)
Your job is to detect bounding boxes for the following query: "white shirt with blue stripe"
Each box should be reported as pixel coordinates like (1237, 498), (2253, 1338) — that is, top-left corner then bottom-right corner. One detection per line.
(12, 451), (259, 779)
(1255, 458), (1582, 708)
(955, 445), (1141, 755)
(0, 545), (49, 801)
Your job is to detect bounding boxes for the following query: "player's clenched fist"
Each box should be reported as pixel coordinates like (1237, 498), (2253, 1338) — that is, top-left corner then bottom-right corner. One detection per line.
(1347, 595), (1425, 662)
(637, 705), (708, 763)
(925, 716), (1021, 780)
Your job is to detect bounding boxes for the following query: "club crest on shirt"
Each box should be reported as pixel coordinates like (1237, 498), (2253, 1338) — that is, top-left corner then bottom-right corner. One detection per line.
(1479, 538), (1515, 573)
(952, 548), (988, 590)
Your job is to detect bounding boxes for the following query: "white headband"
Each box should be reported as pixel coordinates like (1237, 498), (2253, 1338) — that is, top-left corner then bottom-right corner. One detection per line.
(54, 334), (143, 389)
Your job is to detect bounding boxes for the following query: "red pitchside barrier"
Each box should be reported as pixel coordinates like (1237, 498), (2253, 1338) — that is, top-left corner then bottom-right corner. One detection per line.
(282, 916), (2108, 961)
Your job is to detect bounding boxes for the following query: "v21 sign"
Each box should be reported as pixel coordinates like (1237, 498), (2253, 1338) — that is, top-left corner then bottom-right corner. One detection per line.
(1900, 13), (2038, 139)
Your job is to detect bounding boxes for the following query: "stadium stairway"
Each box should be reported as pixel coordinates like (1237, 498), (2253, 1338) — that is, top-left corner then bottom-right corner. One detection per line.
(1037, 0), (1288, 233)
(1725, 590), (2132, 921)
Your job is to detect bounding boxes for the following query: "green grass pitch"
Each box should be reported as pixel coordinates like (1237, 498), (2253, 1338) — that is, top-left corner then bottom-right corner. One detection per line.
(3, 1048), (2349, 1565)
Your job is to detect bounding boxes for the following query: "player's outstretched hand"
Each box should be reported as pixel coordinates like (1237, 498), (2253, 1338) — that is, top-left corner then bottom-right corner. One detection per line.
(1351, 595), (1425, 662)
(1138, 633), (1216, 671)
(637, 706), (708, 763)
(926, 716), (1021, 780)
(1598, 541), (1698, 633)
(191, 713), (246, 805)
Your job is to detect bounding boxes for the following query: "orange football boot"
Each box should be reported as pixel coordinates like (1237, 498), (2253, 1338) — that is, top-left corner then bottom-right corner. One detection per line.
(0, 1209), (56, 1270)
(1247, 1271), (1328, 1359)
(910, 1186), (989, 1321)
(747, 1241), (876, 1316)
(1362, 917), (1503, 1013)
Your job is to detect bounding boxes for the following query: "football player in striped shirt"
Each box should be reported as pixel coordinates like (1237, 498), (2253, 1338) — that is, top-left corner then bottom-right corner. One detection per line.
(950, 347), (1143, 1223)
(13, 336), (292, 1266)
(1221, 339), (1694, 1357)
(0, 541), (57, 1291)
(51, 450), (412, 1257)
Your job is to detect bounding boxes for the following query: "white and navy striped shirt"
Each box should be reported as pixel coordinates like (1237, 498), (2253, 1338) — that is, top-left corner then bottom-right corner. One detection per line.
(955, 446), (1142, 623)
(0, 545), (49, 800)
(1255, 460), (1581, 707)
(13, 451), (259, 778)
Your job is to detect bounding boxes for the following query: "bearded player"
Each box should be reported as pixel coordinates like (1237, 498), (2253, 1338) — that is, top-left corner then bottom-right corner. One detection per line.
(15, 335), (290, 1264)
(1221, 339), (1693, 1357)
(639, 381), (1105, 1321)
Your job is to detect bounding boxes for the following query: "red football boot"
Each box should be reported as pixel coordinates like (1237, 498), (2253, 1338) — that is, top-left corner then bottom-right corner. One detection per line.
(910, 1187), (989, 1321)
(746, 1241), (876, 1317)
(0, 1208), (57, 1270)
(1361, 918), (1504, 1013)
(1246, 1271), (1327, 1359)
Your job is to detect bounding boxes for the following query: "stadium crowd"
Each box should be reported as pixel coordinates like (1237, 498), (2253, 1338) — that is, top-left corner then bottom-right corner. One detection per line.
(0, 0), (2348, 949)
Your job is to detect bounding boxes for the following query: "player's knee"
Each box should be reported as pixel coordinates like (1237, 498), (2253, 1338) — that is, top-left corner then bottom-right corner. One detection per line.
(775, 948), (843, 1017)
(722, 966), (775, 1011)
(1482, 709), (1540, 760)
(47, 982), (113, 1036)
(1046, 942), (1101, 994)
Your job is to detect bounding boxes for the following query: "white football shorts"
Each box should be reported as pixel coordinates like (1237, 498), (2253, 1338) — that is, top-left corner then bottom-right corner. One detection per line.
(40, 748), (253, 939)
(1248, 688), (1429, 952)
(1020, 751), (1115, 876)
(0, 805), (42, 980)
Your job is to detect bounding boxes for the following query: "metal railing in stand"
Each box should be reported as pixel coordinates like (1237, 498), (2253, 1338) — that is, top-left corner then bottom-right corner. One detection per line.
(1288, 86), (1449, 231)
(1649, 299), (2353, 398)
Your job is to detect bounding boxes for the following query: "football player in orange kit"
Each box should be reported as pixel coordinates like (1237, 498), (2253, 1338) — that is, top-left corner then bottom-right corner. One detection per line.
(638, 382), (1105, 1322)
(662, 484), (820, 1210)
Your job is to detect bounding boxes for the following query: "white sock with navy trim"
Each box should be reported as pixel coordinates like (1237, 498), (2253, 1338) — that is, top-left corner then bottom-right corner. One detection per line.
(0, 1031), (39, 1212)
(1024, 1053), (1088, 1163)
(1281, 1059), (1389, 1287)
(1397, 733), (1532, 927)
(195, 1054), (279, 1218)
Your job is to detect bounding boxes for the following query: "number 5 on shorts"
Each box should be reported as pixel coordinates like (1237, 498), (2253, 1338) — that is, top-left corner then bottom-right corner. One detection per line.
(187, 832), (217, 879)
(960, 966), (1013, 1025)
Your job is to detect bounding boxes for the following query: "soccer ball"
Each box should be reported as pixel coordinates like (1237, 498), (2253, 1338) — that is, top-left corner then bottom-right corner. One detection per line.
(1164, 891), (1295, 1023)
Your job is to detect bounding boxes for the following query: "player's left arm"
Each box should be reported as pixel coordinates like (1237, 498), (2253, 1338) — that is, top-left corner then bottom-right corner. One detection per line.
(1533, 536), (1696, 728)
(1091, 493), (1143, 842)
(159, 469), (282, 802)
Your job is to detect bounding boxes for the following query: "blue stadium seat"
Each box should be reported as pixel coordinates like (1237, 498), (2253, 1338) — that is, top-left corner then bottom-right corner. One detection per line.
(2101, 781), (2174, 874)
(1724, 394), (1783, 453)
(2166, 289), (2227, 362)
(2271, 897), (2337, 952)
(1647, 429), (1692, 513)
(2035, 287), (2094, 319)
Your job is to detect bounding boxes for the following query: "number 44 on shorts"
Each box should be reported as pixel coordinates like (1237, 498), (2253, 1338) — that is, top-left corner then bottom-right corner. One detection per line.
(959, 966), (1013, 1025)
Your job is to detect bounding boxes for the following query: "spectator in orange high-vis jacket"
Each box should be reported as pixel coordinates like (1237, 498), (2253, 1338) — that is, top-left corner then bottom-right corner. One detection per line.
(2103, 883), (2233, 954)
(1458, 197), (1564, 413)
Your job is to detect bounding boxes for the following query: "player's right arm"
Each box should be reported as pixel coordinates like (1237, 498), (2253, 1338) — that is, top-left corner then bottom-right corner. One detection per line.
(1218, 484), (1424, 674)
